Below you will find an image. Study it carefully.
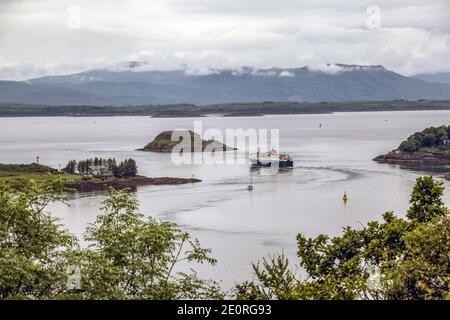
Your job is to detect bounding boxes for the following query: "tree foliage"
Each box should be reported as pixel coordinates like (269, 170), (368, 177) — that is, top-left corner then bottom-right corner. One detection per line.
(62, 157), (137, 178)
(235, 253), (301, 300)
(399, 125), (450, 154)
(0, 181), (76, 298)
(2, 175), (449, 300)
(406, 176), (448, 222)
(235, 176), (450, 300)
(62, 160), (77, 174)
(0, 181), (221, 300)
(73, 189), (222, 299)
(115, 159), (137, 178)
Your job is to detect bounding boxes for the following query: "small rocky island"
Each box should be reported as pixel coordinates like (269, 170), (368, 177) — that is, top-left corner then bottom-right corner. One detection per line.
(139, 130), (236, 153)
(374, 125), (450, 165)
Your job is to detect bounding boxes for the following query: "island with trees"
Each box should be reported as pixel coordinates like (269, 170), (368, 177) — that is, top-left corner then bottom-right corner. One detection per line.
(139, 130), (236, 153)
(0, 158), (200, 191)
(374, 125), (450, 165)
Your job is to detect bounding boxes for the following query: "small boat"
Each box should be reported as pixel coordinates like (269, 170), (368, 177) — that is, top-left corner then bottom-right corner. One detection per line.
(249, 149), (293, 168)
(247, 171), (254, 191)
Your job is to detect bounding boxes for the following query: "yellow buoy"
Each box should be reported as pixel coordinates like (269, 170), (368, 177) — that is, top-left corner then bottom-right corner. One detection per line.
(343, 192), (348, 203)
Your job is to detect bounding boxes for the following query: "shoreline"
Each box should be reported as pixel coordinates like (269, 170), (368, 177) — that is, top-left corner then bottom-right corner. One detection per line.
(0, 163), (202, 191)
(1, 100), (450, 118)
(0, 109), (449, 119)
(64, 175), (201, 192)
(373, 150), (450, 165)
(374, 151), (450, 181)
(0, 108), (448, 118)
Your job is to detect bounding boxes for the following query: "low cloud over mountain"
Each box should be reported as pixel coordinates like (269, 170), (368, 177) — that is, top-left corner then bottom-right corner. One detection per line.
(1, 63), (450, 105)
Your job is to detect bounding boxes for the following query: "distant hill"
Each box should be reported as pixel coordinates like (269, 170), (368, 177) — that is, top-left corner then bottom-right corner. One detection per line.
(1, 100), (450, 118)
(0, 80), (108, 105)
(414, 73), (450, 85)
(1, 63), (450, 105)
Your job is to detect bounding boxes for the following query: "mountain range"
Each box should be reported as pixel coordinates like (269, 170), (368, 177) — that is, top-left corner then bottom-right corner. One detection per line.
(1, 63), (450, 105)
(413, 72), (450, 84)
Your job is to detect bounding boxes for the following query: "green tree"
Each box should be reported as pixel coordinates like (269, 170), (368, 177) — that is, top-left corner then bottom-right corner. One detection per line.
(384, 215), (450, 299)
(0, 181), (76, 299)
(235, 176), (450, 300)
(73, 189), (222, 299)
(398, 125), (450, 154)
(62, 160), (77, 174)
(235, 253), (300, 300)
(407, 176), (448, 222)
(115, 159), (138, 178)
(77, 160), (86, 175)
(0, 181), (222, 300)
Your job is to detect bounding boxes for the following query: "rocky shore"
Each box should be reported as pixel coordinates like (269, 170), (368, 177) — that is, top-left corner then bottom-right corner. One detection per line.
(373, 150), (450, 165)
(64, 176), (201, 192)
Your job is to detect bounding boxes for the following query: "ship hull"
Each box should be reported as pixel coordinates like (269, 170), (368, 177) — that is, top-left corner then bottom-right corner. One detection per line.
(250, 159), (272, 167)
(250, 159), (293, 168)
(279, 160), (294, 168)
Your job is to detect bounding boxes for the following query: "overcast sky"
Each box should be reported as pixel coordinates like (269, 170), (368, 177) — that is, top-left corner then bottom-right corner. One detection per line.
(0, 0), (449, 80)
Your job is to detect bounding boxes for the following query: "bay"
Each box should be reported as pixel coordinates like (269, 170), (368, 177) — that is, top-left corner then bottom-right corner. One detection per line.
(1, 111), (449, 289)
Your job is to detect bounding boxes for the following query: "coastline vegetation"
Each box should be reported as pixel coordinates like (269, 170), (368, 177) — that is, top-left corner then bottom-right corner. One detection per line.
(62, 157), (137, 178)
(399, 125), (450, 154)
(374, 125), (450, 164)
(0, 160), (199, 191)
(0, 163), (82, 189)
(1, 100), (450, 118)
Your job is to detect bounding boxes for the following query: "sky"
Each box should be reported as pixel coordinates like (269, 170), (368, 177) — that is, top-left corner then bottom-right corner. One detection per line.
(0, 0), (449, 80)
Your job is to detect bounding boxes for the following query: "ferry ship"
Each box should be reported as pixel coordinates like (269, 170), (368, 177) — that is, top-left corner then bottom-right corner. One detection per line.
(249, 149), (294, 168)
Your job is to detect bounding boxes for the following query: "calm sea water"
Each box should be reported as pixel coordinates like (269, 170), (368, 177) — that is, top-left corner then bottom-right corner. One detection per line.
(1, 111), (450, 289)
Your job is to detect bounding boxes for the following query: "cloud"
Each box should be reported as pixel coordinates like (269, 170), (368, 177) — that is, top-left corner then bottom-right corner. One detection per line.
(279, 70), (295, 77)
(184, 68), (220, 76)
(0, 0), (449, 79)
(308, 64), (348, 75)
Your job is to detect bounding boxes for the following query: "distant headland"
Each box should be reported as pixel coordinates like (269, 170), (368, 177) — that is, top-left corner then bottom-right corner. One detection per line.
(0, 160), (201, 191)
(374, 125), (450, 166)
(1, 100), (450, 118)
